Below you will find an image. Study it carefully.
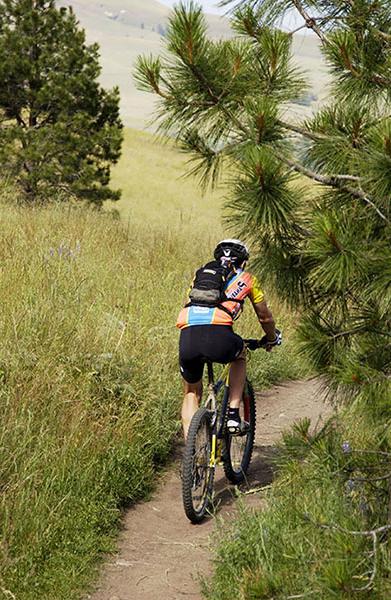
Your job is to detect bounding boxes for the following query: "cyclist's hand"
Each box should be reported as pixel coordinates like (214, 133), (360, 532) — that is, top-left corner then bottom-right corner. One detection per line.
(246, 338), (262, 351)
(261, 329), (282, 352)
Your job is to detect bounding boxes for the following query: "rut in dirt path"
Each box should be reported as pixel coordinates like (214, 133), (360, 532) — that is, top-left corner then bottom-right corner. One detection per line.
(88, 379), (332, 600)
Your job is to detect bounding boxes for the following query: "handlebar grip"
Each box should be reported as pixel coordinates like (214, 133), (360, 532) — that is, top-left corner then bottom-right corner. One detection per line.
(245, 339), (264, 351)
(244, 329), (282, 351)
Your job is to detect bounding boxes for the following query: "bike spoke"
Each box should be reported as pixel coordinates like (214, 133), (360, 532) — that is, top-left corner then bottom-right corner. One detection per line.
(191, 424), (211, 510)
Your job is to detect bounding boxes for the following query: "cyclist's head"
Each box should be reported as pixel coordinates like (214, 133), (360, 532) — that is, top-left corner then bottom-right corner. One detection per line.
(214, 239), (249, 267)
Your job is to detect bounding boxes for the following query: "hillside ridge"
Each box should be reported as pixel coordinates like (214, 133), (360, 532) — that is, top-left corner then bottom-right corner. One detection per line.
(58, 0), (329, 128)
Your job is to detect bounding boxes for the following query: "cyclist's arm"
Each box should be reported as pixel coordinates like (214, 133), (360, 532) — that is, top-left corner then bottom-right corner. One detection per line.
(248, 274), (277, 343)
(252, 300), (276, 342)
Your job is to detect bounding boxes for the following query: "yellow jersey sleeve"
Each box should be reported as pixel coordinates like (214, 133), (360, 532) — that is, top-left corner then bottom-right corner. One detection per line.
(249, 274), (264, 304)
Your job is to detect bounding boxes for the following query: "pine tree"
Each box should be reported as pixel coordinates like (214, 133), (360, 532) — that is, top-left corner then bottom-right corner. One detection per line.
(135, 1), (390, 408)
(0, 0), (123, 204)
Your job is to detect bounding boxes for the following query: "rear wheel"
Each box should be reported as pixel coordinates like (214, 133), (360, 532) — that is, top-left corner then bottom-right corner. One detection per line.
(182, 407), (215, 523)
(223, 379), (256, 484)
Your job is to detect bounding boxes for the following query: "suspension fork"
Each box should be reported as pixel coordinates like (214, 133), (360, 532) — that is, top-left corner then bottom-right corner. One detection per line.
(208, 384), (230, 467)
(208, 387), (219, 468)
(203, 362), (217, 468)
(218, 385), (230, 439)
(206, 361), (231, 468)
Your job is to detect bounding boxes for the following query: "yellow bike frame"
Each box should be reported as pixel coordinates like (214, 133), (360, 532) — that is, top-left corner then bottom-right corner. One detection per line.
(205, 361), (232, 468)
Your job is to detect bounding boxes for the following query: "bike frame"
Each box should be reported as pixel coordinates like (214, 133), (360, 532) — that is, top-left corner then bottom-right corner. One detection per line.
(182, 336), (275, 522)
(203, 360), (232, 469)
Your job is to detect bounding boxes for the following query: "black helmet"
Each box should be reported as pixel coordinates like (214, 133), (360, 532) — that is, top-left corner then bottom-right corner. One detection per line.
(214, 239), (249, 264)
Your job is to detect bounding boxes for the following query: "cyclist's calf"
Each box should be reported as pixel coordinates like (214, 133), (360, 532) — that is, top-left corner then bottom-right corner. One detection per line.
(182, 380), (203, 440)
(228, 347), (246, 409)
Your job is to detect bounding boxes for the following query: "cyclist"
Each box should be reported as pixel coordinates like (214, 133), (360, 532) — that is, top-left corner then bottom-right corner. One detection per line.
(177, 239), (280, 439)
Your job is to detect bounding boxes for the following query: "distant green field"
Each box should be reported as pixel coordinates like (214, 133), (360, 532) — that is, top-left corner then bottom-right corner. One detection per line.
(109, 129), (224, 228)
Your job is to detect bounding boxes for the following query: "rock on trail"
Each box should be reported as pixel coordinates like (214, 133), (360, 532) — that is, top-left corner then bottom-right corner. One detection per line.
(88, 379), (332, 600)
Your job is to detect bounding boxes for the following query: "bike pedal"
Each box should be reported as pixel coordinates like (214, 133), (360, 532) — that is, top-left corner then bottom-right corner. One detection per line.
(227, 422), (250, 436)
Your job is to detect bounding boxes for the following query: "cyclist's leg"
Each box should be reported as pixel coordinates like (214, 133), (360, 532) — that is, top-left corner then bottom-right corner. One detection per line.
(228, 346), (246, 408)
(179, 327), (205, 439)
(181, 379), (203, 440)
(201, 326), (244, 393)
(200, 325), (245, 408)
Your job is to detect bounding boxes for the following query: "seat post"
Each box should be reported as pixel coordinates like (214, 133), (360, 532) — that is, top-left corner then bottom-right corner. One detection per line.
(206, 361), (214, 385)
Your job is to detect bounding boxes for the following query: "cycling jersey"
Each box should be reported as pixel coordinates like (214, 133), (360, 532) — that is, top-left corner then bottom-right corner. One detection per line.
(176, 269), (264, 329)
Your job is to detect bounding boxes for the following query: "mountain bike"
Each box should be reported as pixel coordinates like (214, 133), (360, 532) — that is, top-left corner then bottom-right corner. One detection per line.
(181, 337), (276, 524)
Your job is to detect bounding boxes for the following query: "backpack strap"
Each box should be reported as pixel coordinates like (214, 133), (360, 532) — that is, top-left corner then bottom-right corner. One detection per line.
(185, 298), (244, 317)
(217, 298), (244, 318)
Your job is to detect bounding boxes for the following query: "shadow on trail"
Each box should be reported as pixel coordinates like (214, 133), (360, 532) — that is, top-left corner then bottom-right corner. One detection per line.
(246, 445), (279, 488)
(212, 445), (278, 514)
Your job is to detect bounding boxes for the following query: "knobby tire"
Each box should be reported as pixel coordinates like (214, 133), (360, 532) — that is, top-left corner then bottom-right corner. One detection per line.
(182, 407), (215, 524)
(223, 379), (256, 484)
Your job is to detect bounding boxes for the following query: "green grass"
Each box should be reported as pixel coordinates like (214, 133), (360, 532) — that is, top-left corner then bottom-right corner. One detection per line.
(204, 406), (391, 600)
(108, 128), (224, 226)
(0, 203), (183, 599)
(0, 132), (222, 597)
(0, 129), (306, 599)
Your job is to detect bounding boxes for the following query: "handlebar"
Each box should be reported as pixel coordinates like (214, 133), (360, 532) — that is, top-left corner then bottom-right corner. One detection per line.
(243, 329), (282, 351)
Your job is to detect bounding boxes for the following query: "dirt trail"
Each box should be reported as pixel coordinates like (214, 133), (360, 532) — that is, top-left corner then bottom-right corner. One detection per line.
(88, 379), (332, 600)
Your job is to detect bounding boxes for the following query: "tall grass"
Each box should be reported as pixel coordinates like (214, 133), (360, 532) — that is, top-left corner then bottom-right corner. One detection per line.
(0, 204), (184, 599)
(0, 129), (304, 599)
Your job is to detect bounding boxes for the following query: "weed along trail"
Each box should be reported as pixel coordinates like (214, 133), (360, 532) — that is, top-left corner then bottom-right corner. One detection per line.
(88, 379), (332, 600)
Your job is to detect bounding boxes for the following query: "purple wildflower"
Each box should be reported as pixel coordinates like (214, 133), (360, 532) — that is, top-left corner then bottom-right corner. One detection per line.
(345, 479), (355, 493)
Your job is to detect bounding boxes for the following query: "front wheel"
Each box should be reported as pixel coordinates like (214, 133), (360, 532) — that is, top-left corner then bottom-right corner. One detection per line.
(181, 407), (215, 523)
(223, 379), (256, 485)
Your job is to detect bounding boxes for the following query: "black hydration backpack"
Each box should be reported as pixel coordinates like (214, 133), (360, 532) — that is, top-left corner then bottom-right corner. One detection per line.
(186, 260), (234, 309)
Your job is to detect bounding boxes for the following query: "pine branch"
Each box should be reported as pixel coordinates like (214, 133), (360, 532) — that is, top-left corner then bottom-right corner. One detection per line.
(339, 43), (390, 87)
(183, 61), (252, 136)
(134, 56), (170, 99)
(15, 112), (27, 129)
(187, 63), (221, 104)
(290, 0), (328, 43)
(336, 175), (361, 182)
(374, 29), (391, 43)
(305, 515), (384, 593)
(274, 152), (344, 186)
(278, 120), (328, 141)
(304, 513), (391, 537)
(355, 190), (389, 222)
(275, 152), (389, 222)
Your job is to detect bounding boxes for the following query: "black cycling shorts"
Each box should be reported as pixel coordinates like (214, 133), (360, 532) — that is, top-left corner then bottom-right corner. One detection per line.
(179, 325), (244, 384)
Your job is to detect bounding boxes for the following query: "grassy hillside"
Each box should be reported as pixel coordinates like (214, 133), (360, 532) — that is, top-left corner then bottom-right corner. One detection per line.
(61, 0), (231, 36)
(108, 129), (224, 226)
(0, 129), (305, 599)
(0, 130), (219, 599)
(59, 0), (232, 129)
(58, 0), (329, 128)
